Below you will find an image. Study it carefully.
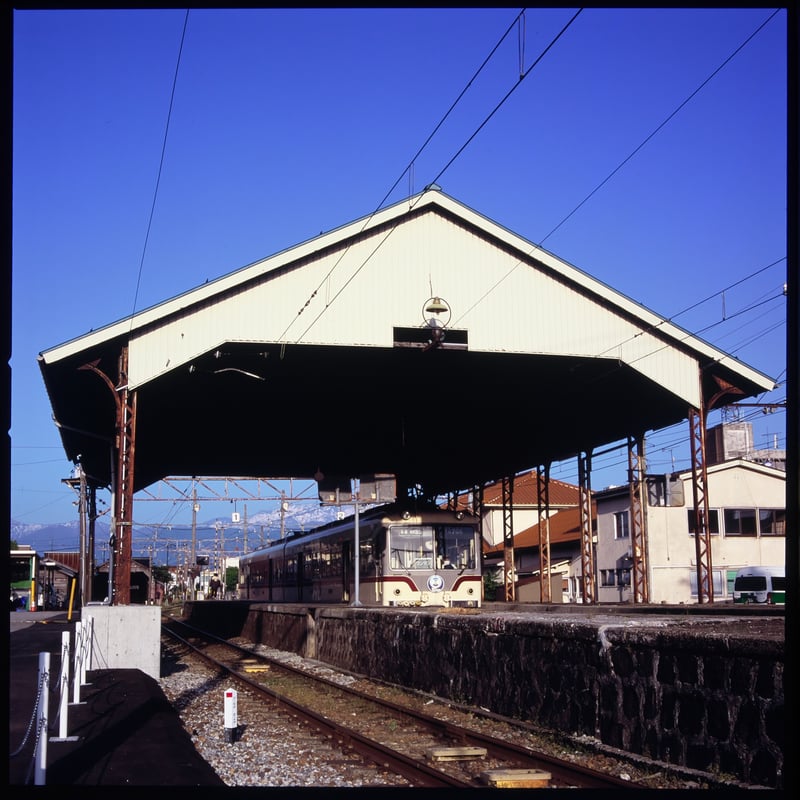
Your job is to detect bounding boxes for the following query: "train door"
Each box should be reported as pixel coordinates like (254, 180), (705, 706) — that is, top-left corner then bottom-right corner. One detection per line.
(342, 541), (351, 602)
(297, 553), (305, 602)
(268, 557), (274, 602)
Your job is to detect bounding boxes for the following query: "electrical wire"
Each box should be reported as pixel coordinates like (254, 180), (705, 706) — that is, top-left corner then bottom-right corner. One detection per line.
(535, 8), (782, 247)
(128, 9), (190, 329)
(277, 8), (529, 344)
(281, 8), (581, 345)
(451, 9), (783, 329)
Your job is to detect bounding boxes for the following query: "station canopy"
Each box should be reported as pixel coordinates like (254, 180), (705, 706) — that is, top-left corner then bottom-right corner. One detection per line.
(38, 189), (775, 500)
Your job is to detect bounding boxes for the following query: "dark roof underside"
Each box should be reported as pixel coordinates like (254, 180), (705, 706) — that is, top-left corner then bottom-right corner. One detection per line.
(40, 335), (763, 500)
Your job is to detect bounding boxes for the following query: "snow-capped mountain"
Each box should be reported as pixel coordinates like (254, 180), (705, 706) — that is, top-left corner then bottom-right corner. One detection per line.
(9, 500), (352, 560)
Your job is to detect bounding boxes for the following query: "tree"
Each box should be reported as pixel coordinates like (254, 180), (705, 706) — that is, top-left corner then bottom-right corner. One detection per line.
(225, 566), (238, 594)
(152, 565), (173, 585)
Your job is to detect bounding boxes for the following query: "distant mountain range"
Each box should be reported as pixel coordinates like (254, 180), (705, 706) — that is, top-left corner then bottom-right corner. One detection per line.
(10, 501), (348, 562)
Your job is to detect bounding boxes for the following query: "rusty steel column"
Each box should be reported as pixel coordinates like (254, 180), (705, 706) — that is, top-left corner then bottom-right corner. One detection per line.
(537, 464), (553, 603)
(113, 366), (137, 605)
(502, 475), (515, 602)
(689, 405), (713, 603)
(471, 484), (483, 534)
(87, 484), (97, 602)
(578, 452), (596, 604)
(628, 434), (649, 603)
(79, 347), (137, 605)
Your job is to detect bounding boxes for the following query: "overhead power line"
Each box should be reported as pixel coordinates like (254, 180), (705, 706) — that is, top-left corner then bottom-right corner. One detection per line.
(278, 7), (530, 343)
(129, 9), (190, 328)
(536, 7), (783, 247)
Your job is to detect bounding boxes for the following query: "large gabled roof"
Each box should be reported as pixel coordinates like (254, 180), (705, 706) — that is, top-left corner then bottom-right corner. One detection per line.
(38, 189), (775, 499)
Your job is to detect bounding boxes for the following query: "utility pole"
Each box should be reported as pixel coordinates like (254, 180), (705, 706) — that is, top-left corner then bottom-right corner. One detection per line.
(191, 489), (198, 600)
(352, 478), (362, 607)
(78, 464), (88, 606)
(87, 485), (97, 602)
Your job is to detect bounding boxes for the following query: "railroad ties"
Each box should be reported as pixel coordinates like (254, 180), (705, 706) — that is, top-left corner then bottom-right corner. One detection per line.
(425, 747), (552, 788)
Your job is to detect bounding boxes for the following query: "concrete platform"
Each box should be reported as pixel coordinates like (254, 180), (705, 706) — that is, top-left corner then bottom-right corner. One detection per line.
(8, 611), (223, 787)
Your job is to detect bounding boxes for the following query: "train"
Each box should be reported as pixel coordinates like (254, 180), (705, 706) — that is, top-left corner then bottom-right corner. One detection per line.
(238, 502), (483, 607)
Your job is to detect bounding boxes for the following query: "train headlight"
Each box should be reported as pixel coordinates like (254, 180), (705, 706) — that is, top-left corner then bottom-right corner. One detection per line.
(427, 574), (444, 592)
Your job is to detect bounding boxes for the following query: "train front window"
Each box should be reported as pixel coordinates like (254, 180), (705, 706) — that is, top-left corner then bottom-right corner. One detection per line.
(389, 526), (435, 570)
(437, 525), (476, 570)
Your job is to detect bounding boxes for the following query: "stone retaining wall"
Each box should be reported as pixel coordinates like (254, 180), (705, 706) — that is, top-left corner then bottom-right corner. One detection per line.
(184, 602), (784, 787)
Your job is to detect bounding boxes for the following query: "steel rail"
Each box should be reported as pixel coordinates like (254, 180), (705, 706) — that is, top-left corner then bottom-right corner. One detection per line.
(165, 618), (640, 789)
(162, 623), (473, 788)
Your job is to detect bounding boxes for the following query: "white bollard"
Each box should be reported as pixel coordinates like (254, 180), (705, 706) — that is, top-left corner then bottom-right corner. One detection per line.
(52, 631), (80, 743)
(35, 652), (49, 786)
(224, 689), (238, 743)
(79, 617), (89, 686)
(84, 615), (94, 673)
(72, 621), (83, 705)
(58, 631), (70, 739)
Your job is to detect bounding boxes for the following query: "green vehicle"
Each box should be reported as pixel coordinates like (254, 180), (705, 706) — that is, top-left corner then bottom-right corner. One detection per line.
(732, 566), (785, 605)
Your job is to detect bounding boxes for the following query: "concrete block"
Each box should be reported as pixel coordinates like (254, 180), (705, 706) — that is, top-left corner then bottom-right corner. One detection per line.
(84, 605), (161, 679)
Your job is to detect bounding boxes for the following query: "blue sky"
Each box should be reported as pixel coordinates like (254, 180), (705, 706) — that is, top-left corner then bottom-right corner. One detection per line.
(11, 7), (788, 532)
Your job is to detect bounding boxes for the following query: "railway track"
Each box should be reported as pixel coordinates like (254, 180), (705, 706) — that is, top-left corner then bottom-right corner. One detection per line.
(162, 618), (642, 789)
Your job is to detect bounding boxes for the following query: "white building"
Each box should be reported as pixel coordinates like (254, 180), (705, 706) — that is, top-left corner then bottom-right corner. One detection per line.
(594, 455), (786, 604)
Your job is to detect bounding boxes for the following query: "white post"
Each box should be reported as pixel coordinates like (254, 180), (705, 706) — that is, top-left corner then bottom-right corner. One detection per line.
(72, 621), (83, 704)
(224, 689), (238, 743)
(351, 478), (362, 607)
(80, 616), (91, 685)
(84, 615), (94, 673)
(35, 652), (49, 786)
(58, 631), (70, 739)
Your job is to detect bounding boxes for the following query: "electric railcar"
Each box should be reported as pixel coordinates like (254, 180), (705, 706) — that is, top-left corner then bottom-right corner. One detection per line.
(239, 503), (483, 607)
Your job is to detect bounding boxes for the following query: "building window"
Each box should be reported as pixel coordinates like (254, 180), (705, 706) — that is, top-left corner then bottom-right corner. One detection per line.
(613, 511), (629, 540)
(615, 568), (631, 587)
(724, 508), (757, 536)
(759, 508), (786, 536)
(726, 569), (737, 598)
(689, 569), (724, 597)
(600, 569), (615, 587)
(687, 508), (720, 535)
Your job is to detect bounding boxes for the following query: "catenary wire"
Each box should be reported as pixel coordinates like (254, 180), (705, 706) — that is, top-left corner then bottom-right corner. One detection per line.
(128, 9), (190, 329)
(282, 8), (581, 344)
(535, 7), (782, 247)
(277, 8), (528, 343)
(450, 9), (783, 329)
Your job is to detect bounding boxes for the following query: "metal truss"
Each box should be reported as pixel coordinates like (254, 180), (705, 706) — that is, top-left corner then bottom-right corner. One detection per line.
(502, 475), (515, 602)
(578, 452), (595, 604)
(628, 435), (649, 603)
(537, 464), (552, 603)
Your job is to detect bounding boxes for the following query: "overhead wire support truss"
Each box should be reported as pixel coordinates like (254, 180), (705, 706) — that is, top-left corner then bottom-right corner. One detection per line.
(135, 476), (319, 505)
(578, 452), (596, 604)
(628, 435), (649, 604)
(502, 475), (515, 602)
(689, 406), (714, 603)
(537, 464), (553, 603)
